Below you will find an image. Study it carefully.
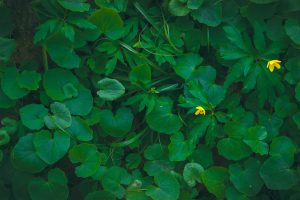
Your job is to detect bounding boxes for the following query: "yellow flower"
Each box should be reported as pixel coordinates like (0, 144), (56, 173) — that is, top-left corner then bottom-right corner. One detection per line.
(195, 106), (206, 116)
(267, 60), (281, 72)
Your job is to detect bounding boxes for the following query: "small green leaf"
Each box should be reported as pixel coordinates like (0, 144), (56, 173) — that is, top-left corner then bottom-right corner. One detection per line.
(129, 64), (151, 85)
(168, 0), (190, 16)
(20, 104), (48, 130)
(191, 1), (222, 27)
(44, 102), (72, 130)
(17, 70), (41, 91)
(173, 53), (203, 80)
(97, 78), (125, 101)
(66, 117), (93, 141)
(168, 132), (193, 161)
(183, 163), (204, 187)
(69, 143), (104, 178)
(58, 0), (90, 12)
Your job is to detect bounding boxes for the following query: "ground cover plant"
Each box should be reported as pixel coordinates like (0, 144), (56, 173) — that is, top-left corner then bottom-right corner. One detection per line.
(0, 0), (300, 199)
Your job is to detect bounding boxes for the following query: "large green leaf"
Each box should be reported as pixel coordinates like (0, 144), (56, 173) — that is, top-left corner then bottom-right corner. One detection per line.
(33, 130), (70, 165)
(173, 53), (203, 80)
(43, 68), (79, 101)
(260, 156), (299, 190)
(229, 158), (263, 196)
(98, 107), (133, 137)
(168, 132), (194, 161)
(285, 19), (300, 45)
(201, 167), (229, 199)
(45, 34), (81, 69)
(28, 168), (69, 200)
(217, 138), (252, 161)
(89, 8), (123, 37)
(191, 1), (222, 27)
(146, 172), (180, 200)
(69, 143), (104, 177)
(20, 104), (48, 130)
(101, 166), (132, 199)
(63, 86), (93, 116)
(146, 98), (182, 134)
(17, 70), (41, 91)
(11, 134), (47, 173)
(1, 67), (29, 99)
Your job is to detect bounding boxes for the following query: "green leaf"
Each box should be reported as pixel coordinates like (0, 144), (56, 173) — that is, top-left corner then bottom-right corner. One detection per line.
(260, 156), (299, 190)
(43, 68), (79, 101)
(1, 67), (29, 99)
(0, 130), (10, 146)
(217, 138), (252, 161)
(63, 86), (93, 116)
(0, 37), (16, 61)
(285, 19), (300, 45)
(97, 78), (125, 101)
(11, 134), (47, 173)
(269, 136), (296, 160)
(101, 166), (132, 199)
(146, 172), (180, 200)
(191, 1), (222, 27)
(33, 130), (70, 165)
(45, 34), (81, 69)
(58, 0), (90, 12)
(183, 163), (204, 187)
(168, 132), (193, 161)
(168, 0), (190, 16)
(129, 64), (151, 85)
(146, 98), (182, 134)
(69, 143), (104, 177)
(173, 53), (203, 80)
(242, 126), (268, 155)
(187, 0), (204, 9)
(17, 70), (41, 91)
(0, 87), (16, 108)
(229, 158), (263, 196)
(44, 102), (72, 130)
(62, 83), (78, 99)
(89, 8), (123, 37)
(201, 167), (229, 199)
(98, 107), (133, 137)
(19, 104), (48, 130)
(275, 95), (297, 118)
(28, 168), (69, 200)
(66, 117), (93, 141)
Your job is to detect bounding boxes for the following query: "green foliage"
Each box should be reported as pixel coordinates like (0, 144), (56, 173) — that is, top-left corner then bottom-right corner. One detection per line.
(1, 0), (300, 199)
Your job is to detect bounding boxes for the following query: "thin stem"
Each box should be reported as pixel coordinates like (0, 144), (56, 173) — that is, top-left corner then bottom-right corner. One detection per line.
(42, 46), (48, 71)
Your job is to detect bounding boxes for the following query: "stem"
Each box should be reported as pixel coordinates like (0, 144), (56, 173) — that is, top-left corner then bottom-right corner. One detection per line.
(42, 46), (48, 71)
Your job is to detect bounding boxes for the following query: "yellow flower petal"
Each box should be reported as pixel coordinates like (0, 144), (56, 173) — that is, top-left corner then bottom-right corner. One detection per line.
(274, 62), (281, 69)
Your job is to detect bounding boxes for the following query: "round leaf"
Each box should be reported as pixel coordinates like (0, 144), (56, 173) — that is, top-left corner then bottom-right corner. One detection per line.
(19, 104), (48, 130)
(97, 78), (125, 101)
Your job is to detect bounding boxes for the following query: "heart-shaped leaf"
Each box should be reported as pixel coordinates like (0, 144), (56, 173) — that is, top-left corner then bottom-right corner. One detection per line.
(28, 168), (69, 200)
(44, 102), (72, 130)
(66, 116), (93, 141)
(20, 104), (48, 130)
(33, 130), (70, 165)
(183, 163), (204, 187)
(98, 107), (133, 137)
